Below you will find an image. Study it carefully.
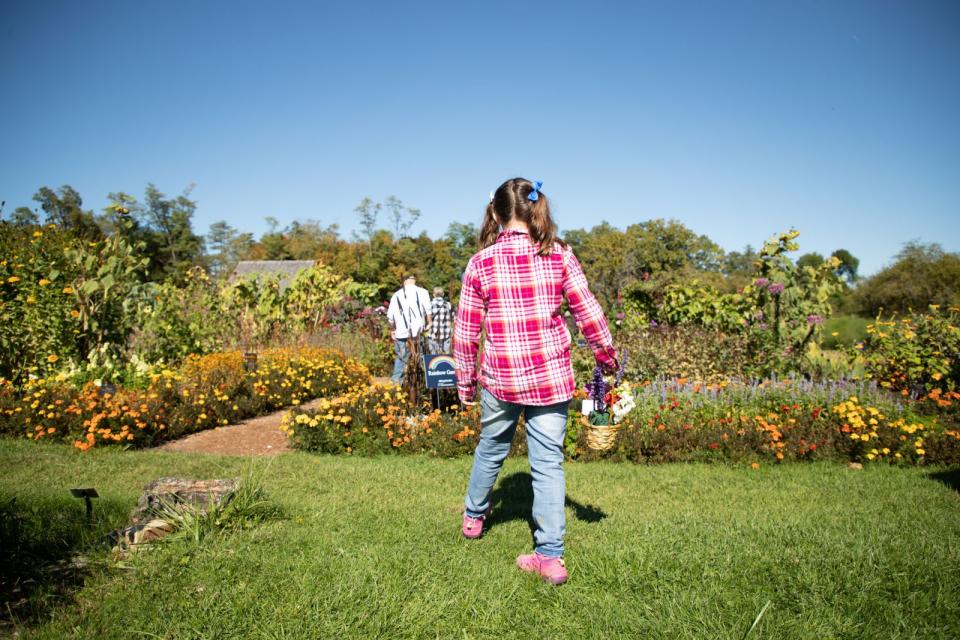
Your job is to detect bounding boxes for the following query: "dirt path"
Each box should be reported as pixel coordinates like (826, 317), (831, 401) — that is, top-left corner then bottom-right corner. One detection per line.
(158, 377), (392, 456)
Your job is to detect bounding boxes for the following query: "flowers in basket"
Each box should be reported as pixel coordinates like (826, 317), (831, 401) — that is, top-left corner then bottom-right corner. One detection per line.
(581, 358), (632, 453)
(582, 354), (634, 426)
(583, 366), (612, 425)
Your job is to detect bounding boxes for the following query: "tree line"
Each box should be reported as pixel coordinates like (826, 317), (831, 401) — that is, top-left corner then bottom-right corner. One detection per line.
(3, 183), (958, 316)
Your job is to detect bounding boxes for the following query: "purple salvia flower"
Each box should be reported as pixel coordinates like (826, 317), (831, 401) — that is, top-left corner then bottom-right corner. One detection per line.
(586, 366), (608, 413)
(614, 350), (628, 387)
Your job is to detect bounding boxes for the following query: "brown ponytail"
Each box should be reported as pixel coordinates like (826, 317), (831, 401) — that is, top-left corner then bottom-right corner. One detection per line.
(479, 177), (566, 255)
(527, 194), (560, 255)
(479, 202), (500, 251)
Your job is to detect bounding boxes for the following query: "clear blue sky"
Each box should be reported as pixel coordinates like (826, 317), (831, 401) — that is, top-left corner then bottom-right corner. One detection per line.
(1, 0), (957, 276)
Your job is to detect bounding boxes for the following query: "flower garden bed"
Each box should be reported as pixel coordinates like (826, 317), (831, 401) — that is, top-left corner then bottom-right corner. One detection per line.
(283, 376), (960, 466)
(0, 347), (370, 450)
(3, 343), (957, 467)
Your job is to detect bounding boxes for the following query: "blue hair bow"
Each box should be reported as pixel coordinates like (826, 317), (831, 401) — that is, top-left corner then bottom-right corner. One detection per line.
(527, 180), (543, 202)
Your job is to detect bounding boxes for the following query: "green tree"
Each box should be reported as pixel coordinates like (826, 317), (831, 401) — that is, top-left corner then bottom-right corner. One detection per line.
(10, 207), (40, 226)
(722, 244), (758, 291)
(207, 221), (254, 276)
(142, 184), (204, 278)
(626, 219), (724, 276)
(854, 242), (960, 315)
(566, 219), (725, 310)
(563, 222), (632, 309)
(383, 195), (421, 239)
(354, 198), (381, 244)
(797, 252), (825, 269)
(32, 185), (102, 239)
(259, 217), (293, 260)
(831, 249), (859, 283)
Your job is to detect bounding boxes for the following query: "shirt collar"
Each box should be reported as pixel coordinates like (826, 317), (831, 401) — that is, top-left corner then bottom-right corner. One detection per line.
(496, 229), (529, 241)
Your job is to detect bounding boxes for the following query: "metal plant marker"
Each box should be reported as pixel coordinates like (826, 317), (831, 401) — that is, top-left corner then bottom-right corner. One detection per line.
(70, 487), (99, 522)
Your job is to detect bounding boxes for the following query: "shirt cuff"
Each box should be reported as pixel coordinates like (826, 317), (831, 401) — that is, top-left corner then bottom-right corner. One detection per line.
(457, 385), (476, 405)
(595, 346), (619, 373)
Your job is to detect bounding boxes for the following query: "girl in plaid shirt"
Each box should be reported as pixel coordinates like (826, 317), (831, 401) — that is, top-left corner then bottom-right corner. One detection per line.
(454, 177), (617, 585)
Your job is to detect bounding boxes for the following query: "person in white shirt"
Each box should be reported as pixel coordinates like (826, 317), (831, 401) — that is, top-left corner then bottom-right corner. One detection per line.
(387, 274), (432, 383)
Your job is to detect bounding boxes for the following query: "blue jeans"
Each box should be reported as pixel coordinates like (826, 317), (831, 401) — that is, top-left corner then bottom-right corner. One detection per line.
(428, 337), (450, 354)
(464, 388), (570, 557)
(390, 338), (409, 383)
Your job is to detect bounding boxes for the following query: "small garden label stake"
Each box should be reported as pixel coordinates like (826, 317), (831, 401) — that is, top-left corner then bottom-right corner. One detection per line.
(70, 487), (99, 522)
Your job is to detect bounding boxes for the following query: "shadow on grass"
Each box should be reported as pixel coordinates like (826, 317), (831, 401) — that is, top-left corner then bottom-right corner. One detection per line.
(486, 472), (607, 543)
(0, 491), (128, 631)
(927, 469), (960, 494)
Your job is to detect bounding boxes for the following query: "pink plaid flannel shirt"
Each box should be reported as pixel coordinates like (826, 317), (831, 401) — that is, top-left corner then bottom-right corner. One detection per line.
(453, 230), (618, 406)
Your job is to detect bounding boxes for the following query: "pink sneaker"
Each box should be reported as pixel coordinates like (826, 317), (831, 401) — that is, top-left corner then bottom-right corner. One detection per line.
(516, 552), (568, 585)
(461, 508), (491, 539)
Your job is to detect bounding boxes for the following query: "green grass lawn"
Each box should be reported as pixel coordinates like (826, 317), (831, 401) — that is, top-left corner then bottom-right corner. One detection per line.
(2, 440), (959, 639)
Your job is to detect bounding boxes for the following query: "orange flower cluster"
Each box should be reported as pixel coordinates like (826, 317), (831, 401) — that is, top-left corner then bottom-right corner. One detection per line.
(284, 384), (482, 456)
(0, 347), (370, 451)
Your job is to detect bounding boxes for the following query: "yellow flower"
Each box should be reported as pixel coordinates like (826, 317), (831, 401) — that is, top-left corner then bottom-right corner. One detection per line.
(7, 276), (20, 283)
(46, 354), (59, 363)
(26, 295), (36, 304)
(831, 331), (839, 337)
(62, 286), (74, 294)
(33, 231), (43, 238)
(932, 372), (943, 381)
(866, 453), (875, 460)
(39, 278), (51, 286)
(70, 309), (80, 318)
(916, 448), (925, 456)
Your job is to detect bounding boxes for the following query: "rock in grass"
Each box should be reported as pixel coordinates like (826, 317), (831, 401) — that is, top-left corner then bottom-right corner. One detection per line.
(130, 477), (240, 524)
(111, 519), (175, 555)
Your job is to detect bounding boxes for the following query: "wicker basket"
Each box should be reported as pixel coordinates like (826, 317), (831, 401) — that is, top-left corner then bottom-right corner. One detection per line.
(582, 415), (622, 452)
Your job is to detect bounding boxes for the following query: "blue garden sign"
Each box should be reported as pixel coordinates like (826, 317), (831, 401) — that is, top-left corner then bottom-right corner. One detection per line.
(423, 354), (457, 389)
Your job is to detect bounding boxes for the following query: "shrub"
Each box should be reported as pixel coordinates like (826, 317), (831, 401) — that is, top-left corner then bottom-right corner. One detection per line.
(307, 304), (393, 376)
(130, 267), (231, 364)
(859, 306), (960, 397)
(620, 230), (843, 379)
(0, 225), (84, 382)
(587, 325), (753, 384)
